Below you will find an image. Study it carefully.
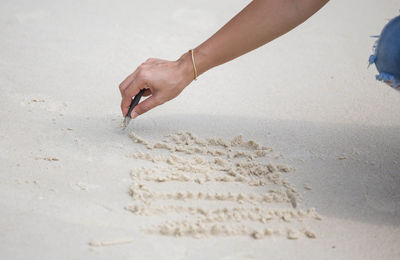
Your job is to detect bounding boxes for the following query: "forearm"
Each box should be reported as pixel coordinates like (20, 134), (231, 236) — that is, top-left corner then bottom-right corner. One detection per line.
(189, 0), (329, 75)
(120, 0), (329, 118)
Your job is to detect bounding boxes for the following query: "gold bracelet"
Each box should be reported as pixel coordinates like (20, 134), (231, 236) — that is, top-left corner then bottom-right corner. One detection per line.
(189, 49), (198, 80)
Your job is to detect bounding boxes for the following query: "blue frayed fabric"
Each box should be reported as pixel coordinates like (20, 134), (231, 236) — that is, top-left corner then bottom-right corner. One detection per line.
(369, 14), (400, 90)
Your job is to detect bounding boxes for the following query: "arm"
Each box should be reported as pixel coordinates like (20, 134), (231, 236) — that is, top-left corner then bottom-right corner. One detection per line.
(119, 0), (329, 118)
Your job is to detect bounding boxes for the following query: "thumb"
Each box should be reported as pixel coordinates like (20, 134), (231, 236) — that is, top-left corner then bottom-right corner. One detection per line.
(131, 95), (161, 119)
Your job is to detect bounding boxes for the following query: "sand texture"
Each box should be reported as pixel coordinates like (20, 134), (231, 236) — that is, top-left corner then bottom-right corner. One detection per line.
(0, 0), (400, 259)
(126, 132), (321, 239)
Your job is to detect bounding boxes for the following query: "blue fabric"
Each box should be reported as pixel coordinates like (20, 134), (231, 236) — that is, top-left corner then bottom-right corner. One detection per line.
(369, 14), (400, 89)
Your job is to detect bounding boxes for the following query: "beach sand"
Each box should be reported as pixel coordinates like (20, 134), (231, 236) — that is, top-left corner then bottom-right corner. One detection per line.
(0, 0), (399, 259)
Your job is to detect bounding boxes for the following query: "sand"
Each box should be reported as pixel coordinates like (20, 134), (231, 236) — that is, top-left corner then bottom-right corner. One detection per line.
(1, 0), (400, 259)
(126, 132), (320, 239)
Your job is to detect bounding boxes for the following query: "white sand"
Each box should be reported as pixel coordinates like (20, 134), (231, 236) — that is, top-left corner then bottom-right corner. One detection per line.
(126, 132), (319, 240)
(1, 0), (400, 259)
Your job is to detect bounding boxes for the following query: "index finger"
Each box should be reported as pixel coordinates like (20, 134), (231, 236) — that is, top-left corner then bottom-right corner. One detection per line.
(120, 76), (146, 116)
(119, 69), (139, 97)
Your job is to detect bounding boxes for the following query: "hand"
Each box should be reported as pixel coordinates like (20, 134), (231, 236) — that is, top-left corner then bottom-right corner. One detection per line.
(119, 53), (194, 119)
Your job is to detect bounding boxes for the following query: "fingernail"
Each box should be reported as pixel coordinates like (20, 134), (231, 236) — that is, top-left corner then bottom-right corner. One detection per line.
(130, 110), (139, 119)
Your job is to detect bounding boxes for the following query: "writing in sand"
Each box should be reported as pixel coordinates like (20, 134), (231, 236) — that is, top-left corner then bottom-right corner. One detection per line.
(126, 131), (321, 240)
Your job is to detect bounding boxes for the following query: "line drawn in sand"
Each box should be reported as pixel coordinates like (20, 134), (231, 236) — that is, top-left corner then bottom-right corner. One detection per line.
(126, 132), (321, 239)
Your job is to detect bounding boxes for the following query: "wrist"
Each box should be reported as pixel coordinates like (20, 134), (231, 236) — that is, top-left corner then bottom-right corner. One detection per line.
(192, 48), (209, 76)
(177, 51), (196, 84)
(177, 48), (211, 85)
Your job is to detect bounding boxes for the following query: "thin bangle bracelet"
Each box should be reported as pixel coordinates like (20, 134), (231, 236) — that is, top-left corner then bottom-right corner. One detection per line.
(189, 49), (198, 80)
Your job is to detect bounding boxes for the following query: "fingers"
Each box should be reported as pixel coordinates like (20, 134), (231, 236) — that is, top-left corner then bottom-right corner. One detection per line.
(120, 76), (146, 116)
(142, 89), (152, 97)
(131, 96), (161, 119)
(119, 70), (138, 97)
(118, 58), (156, 97)
(119, 57), (169, 118)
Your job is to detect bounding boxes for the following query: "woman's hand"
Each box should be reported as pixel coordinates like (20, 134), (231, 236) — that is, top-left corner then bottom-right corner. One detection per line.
(119, 52), (194, 119)
(119, 0), (329, 119)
